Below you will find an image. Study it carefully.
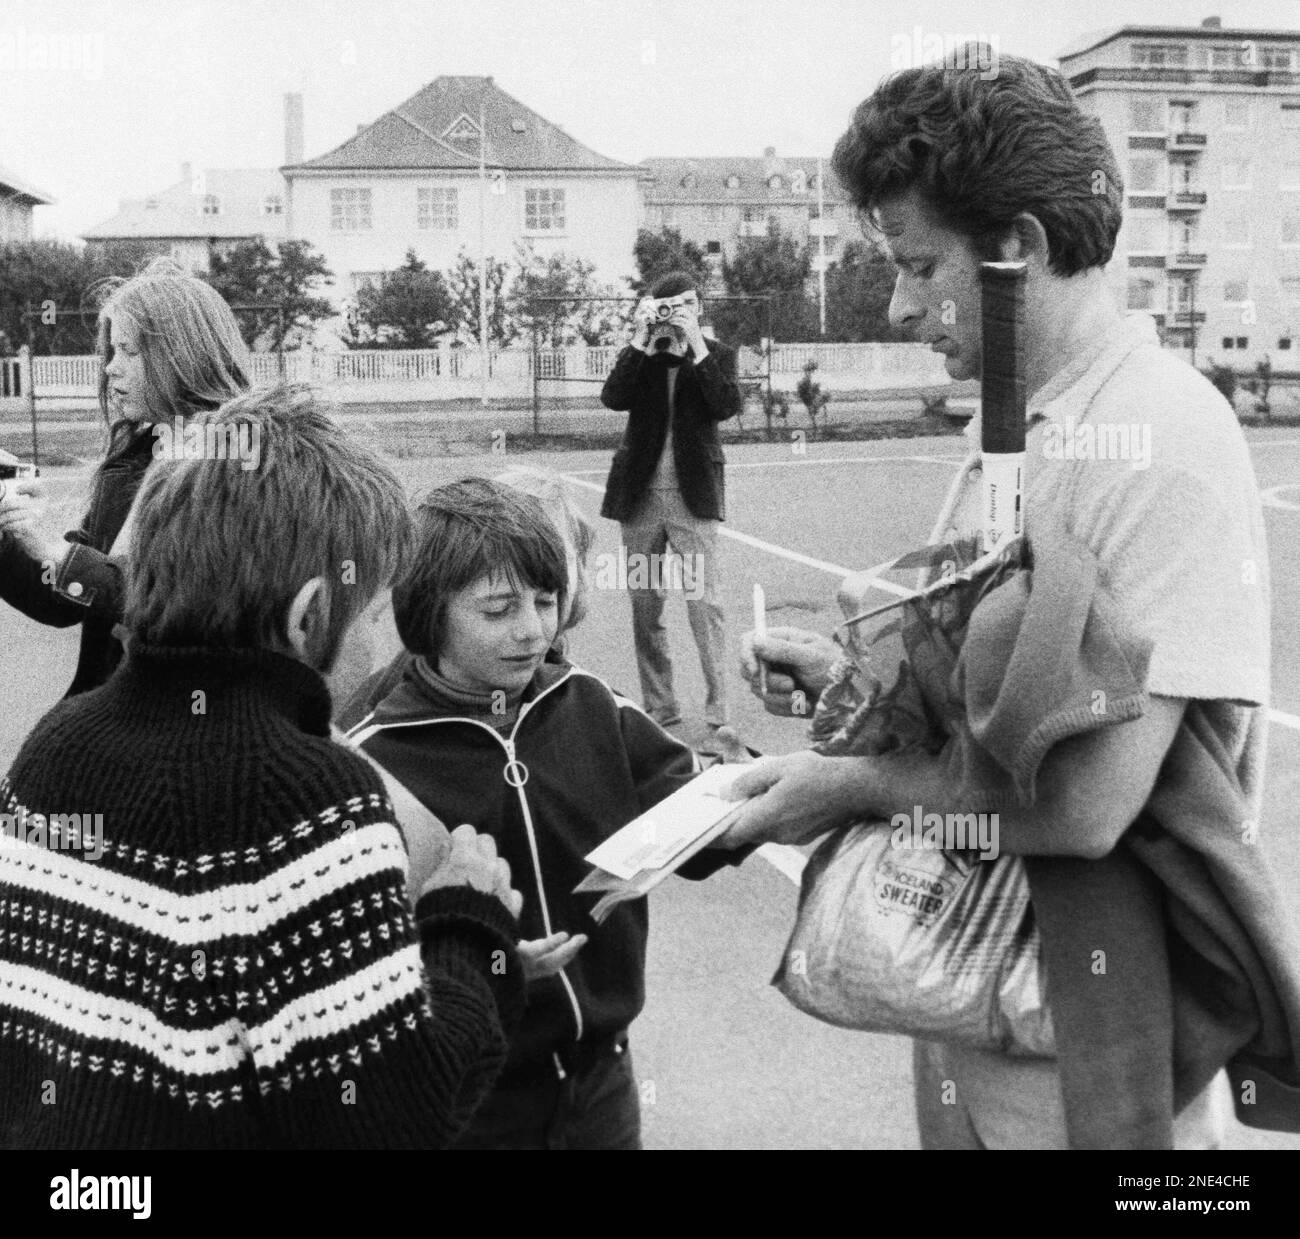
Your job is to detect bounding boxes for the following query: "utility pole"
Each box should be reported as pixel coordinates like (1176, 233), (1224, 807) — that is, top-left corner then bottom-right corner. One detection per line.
(816, 157), (827, 337)
(479, 95), (490, 408)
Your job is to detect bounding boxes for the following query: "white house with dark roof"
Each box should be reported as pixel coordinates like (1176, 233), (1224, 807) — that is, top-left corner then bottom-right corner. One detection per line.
(282, 75), (642, 301)
(82, 166), (287, 272)
(639, 148), (851, 284)
(0, 163), (54, 243)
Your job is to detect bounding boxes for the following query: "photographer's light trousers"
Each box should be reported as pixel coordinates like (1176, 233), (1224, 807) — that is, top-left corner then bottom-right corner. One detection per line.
(621, 487), (727, 728)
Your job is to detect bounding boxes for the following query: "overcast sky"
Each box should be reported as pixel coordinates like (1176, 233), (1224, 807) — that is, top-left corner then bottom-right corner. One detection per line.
(2, 0), (1293, 241)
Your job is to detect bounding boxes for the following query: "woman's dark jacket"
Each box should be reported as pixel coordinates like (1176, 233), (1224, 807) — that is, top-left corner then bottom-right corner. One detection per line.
(0, 426), (154, 697)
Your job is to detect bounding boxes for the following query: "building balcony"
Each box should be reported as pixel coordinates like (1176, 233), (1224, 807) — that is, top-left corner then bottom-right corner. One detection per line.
(1166, 190), (1207, 211)
(1168, 131), (1207, 151)
(808, 218), (839, 238)
(1168, 251), (1208, 269)
(1169, 309), (1207, 324)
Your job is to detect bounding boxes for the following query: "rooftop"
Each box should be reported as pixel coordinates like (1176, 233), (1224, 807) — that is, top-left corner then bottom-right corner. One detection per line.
(1059, 23), (1300, 61)
(0, 162), (55, 206)
(82, 168), (284, 241)
(641, 154), (845, 204)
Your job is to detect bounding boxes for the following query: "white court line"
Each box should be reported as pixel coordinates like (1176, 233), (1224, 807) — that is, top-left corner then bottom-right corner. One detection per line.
(565, 458), (1300, 879)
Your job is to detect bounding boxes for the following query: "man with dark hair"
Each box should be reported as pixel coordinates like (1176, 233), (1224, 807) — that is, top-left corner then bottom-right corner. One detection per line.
(722, 50), (1298, 1149)
(600, 271), (741, 745)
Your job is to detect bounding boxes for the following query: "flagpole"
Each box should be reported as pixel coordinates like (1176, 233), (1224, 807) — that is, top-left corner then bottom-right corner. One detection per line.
(817, 156), (827, 337)
(479, 97), (489, 408)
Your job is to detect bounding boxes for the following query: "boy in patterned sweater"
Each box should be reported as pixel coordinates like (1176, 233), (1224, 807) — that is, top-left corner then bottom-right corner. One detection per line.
(0, 385), (525, 1149)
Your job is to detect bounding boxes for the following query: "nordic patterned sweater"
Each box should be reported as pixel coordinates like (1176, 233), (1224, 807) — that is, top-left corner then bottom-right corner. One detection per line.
(0, 640), (526, 1150)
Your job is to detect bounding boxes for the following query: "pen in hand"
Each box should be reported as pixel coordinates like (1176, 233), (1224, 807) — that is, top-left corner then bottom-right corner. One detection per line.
(753, 583), (768, 696)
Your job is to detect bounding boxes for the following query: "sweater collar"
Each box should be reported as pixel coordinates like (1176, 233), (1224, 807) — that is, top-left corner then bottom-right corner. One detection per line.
(112, 634), (334, 736)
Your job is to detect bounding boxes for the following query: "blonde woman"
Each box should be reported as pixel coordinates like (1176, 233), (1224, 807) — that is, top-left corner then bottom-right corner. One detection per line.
(0, 260), (251, 697)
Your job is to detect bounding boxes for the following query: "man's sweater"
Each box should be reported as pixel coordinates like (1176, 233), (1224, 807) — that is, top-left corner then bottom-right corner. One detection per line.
(0, 640), (525, 1149)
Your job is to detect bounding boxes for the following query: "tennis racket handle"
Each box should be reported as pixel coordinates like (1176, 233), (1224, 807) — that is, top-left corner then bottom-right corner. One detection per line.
(981, 450), (1024, 548)
(980, 261), (1027, 455)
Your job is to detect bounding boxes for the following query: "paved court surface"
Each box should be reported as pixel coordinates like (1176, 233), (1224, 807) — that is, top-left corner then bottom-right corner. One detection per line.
(2, 430), (1297, 1149)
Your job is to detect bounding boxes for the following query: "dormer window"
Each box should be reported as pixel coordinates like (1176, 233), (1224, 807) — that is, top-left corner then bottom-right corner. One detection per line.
(725, 174), (740, 189)
(263, 194), (283, 217)
(444, 113), (481, 142)
(680, 172), (697, 190)
(145, 197), (158, 210)
(767, 174), (783, 190)
(201, 194), (221, 216)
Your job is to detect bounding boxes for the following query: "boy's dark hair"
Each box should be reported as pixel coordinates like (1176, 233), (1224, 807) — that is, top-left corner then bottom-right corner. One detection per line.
(393, 477), (568, 660)
(125, 383), (411, 653)
(650, 270), (700, 300)
(831, 49), (1122, 276)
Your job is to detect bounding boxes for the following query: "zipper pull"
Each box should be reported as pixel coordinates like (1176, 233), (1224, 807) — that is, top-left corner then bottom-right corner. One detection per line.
(501, 737), (530, 789)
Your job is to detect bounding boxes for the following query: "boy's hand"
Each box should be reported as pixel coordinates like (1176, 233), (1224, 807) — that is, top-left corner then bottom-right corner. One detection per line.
(420, 824), (524, 920)
(739, 625), (840, 716)
(518, 931), (588, 981)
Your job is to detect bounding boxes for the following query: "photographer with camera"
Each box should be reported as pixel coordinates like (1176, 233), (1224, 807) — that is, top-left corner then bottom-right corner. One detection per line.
(599, 271), (740, 750)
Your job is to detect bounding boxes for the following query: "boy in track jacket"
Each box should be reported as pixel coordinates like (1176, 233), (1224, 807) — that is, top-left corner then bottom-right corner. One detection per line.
(339, 477), (740, 1149)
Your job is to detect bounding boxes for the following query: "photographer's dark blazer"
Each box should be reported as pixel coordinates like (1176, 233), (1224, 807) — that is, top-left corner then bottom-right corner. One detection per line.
(599, 341), (741, 522)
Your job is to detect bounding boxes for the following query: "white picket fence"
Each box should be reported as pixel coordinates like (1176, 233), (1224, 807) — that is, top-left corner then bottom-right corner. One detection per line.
(1, 342), (952, 412)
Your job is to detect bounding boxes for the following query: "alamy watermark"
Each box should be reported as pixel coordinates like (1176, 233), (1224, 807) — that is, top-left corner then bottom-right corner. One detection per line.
(890, 29), (1000, 80)
(890, 805), (1000, 860)
(0, 26), (104, 80)
(1041, 416), (1152, 471)
(592, 548), (705, 601)
(152, 417), (261, 471)
(1, 808), (104, 861)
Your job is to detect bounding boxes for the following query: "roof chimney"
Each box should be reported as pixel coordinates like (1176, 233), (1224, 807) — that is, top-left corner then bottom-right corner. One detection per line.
(763, 146), (776, 158)
(284, 92), (304, 165)
(1202, 16), (1222, 29)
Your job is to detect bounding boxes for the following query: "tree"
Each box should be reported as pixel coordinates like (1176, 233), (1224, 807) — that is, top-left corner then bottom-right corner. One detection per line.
(0, 239), (152, 355)
(631, 227), (710, 296)
(509, 245), (626, 348)
(795, 358), (831, 436)
(713, 220), (815, 346)
(350, 249), (454, 349)
(446, 248), (516, 347)
(823, 239), (900, 342)
(207, 239), (334, 350)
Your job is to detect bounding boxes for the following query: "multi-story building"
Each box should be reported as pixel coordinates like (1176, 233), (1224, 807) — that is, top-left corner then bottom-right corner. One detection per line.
(639, 149), (849, 288)
(82, 166), (287, 272)
(1059, 17), (1300, 365)
(0, 162), (54, 244)
(282, 76), (642, 305)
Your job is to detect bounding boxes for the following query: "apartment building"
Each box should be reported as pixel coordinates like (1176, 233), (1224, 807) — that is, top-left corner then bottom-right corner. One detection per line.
(0, 162), (53, 244)
(82, 166), (287, 272)
(282, 76), (641, 305)
(639, 149), (850, 289)
(1060, 17), (1300, 364)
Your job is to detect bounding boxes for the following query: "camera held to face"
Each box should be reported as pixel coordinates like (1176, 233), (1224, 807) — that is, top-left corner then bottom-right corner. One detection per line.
(646, 294), (695, 354)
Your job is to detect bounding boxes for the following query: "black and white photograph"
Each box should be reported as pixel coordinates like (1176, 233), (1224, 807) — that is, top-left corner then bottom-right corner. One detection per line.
(0, 0), (1297, 1208)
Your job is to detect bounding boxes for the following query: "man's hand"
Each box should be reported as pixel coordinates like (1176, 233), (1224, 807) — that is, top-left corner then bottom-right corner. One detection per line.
(419, 823), (524, 920)
(670, 301), (708, 358)
(716, 750), (866, 848)
(517, 931), (588, 981)
(0, 477), (57, 562)
(630, 297), (656, 352)
(739, 625), (840, 716)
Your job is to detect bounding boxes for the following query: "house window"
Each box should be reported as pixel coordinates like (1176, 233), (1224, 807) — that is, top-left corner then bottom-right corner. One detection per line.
(809, 203), (836, 220)
(201, 194), (221, 216)
(350, 271), (384, 295)
(1280, 337), (1293, 350)
(705, 240), (721, 254)
(1283, 104), (1300, 129)
(1129, 97), (1163, 131)
(417, 186), (458, 230)
(1283, 277), (1300, 305)
(1209, 45), (1245, 69)
(1223, 98), (1251, 129)
(331, 187), (373, 231)
(725, 174), (741, 189)
(1127, 276), (1157, 310)
(1124, 215), (1162, 251)
(263, 195), (283, 217)
(767, 174), (783, 191)
(1222, 214), (1251, 246)
(1222, 160), (1251, 189)
(1133, 43), (1188, 68)
(524, 187), (565, 232)
(1260, 46), (1295, 70)
(1222, 337), (1235, 349)
(1224, 278), (1249, 303)
(1127, 157), (1160, 192)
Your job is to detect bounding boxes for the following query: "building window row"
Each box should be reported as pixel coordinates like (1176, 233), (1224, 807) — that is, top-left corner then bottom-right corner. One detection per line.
(329, 185), (567, 233)
(1132, 42), (1299, 71)
(1129, 97), (1300, 132)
